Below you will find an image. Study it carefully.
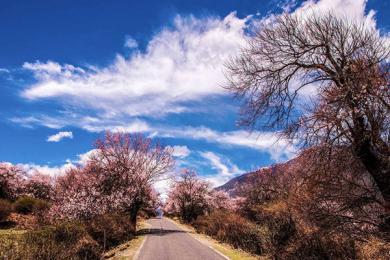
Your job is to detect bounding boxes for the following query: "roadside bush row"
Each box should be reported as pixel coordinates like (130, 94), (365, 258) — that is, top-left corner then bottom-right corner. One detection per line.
(191, 209), (379, 259)
(193, 210), (265, 254)
(0, 213), (135, 260)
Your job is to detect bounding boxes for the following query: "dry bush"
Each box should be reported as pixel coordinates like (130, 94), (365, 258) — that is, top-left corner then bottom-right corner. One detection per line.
(0, 221), (101, 260)
(236, 167), (296, 253)
(252, 201), (296, 252)
(13, 196), (50, 215)
(0, 214), (139, 259)
(0, 199), (12, 222)
(357, 237), (390, 260)
(21, 222), (101, 260)
(0, 230), (25, 259)
(193, 210), (265, 255)
(85, 213), (135, 250)
(289, 147), (386, 238)
(283, 233), (357, 260)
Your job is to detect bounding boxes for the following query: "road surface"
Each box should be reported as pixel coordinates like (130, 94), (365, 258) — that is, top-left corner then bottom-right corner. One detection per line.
(136, 218), (226, 260)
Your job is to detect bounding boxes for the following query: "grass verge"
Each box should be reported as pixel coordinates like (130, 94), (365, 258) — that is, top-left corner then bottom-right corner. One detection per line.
(0, 228), (27, 258)
(104, 219), (151, 260)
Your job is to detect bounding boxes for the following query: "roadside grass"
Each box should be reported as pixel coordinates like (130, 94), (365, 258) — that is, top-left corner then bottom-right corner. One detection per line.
(0, 229), (27, 235)
(104, 219), (151, 260)
(168, 217), (267, 260)
(0, 228), (27, 258)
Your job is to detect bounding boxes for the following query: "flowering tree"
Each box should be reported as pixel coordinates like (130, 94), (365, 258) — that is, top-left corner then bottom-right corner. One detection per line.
(0, 163), (25, 201)
(52, 132), (174, 228)
(24, 171), (54, 201)
(166, 169), (231, 222)
(207, 190), (233, 211)
(51, 165), (103, 220)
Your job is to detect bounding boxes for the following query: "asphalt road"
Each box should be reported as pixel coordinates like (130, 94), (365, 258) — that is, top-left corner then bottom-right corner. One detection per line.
(136, 218), (226, 260)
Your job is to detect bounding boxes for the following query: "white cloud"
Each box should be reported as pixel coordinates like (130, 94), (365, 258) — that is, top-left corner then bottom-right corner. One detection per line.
(153, 178), (173, 201)
(23, 60), (62, 74)
(11, 114), (150, 133)
(124, 35), (138, 49)
(0, 68), (9, 73)
(200, 151), (244, 186)
(76, 149), (99, 165)
(294, 0), (376, 28)
(17, 1), (383, 131)
(19, 162), (74, 177)
(156, 126), (296, 161)
(22, 12), (249, 118)
(166, 145), (191, 158)
(12, 112), (295, 160)
(47, 131), (73, 142)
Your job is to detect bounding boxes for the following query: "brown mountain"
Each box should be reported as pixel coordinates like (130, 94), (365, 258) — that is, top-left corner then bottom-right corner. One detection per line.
(216, 155), (300, 197)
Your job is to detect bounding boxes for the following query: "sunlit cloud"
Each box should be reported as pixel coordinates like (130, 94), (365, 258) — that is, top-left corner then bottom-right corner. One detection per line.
(47, 131), (73, 142)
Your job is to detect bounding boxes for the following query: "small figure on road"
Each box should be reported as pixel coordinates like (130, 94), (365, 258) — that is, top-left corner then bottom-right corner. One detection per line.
(156, 207), (163, 218)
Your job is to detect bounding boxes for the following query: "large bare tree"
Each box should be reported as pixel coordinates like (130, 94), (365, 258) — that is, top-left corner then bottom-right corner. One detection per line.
(226, 13), (390, 210)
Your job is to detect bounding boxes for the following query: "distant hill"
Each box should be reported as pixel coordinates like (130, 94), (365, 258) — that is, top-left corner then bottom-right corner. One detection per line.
(216, 155), (300, 197)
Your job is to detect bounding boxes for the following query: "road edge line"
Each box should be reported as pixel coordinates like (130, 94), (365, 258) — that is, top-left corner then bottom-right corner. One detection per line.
(165, 217), (230, 260)
(133, 230), (148, 260)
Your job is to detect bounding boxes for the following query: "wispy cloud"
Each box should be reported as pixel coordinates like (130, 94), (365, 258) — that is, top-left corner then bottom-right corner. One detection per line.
(47, 131), (73, 142)
(166, 145), (191, 158)
(11, 114), (150, 133)
(11, 112), (295, 161)
(200, 151), (244, 186)
(156, 126), (296, 161)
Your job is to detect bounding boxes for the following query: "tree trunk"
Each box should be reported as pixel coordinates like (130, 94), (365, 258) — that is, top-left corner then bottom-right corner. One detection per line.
(351, 115), (390, 211)
(354, 137), (390, 209)
(129, 205), (139, 233)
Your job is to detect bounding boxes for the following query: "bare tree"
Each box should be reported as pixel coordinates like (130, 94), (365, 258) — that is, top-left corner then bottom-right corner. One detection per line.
(226, 13), (390, 209)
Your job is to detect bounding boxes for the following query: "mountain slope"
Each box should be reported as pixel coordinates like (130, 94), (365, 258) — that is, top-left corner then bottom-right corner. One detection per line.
(216, 155), (299, 197)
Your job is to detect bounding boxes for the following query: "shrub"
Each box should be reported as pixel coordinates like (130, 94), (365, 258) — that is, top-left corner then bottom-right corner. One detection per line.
(283, 233), (357, 260)
(13, 196), (49, 215)
(0, 229), (26, 259)
(250, 202), (296, 250)
(357, 237), (390, 260)
(0, 199), (12, 222)
(18, 221), (101, 260)
(193, 210), (264, 254)
(85, 213), (134, 250)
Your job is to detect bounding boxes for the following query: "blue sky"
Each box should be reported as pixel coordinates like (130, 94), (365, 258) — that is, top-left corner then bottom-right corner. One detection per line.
(0, 0), (389, 188)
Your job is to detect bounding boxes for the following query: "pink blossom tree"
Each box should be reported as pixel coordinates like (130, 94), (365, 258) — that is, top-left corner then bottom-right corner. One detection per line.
(0, 163), (26, 201)
(24, 171), (54, 201)
(51, 165), (103, 220)
(207, 190), (233, 211)
(52, 132), (174, 228)
(166, 169), (219, 222)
